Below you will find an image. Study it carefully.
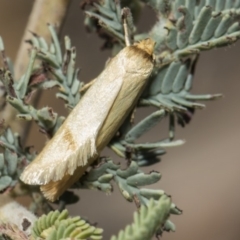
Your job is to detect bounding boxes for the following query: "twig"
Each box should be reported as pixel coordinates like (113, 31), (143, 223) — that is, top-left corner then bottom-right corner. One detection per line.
(2, 0), (71, 143)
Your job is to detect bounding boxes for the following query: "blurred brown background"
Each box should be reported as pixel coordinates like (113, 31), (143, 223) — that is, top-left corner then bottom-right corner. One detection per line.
(1, 1), (240, 239)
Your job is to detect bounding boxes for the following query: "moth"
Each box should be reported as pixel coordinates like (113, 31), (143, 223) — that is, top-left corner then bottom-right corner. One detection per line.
(20, 38), (155, 201)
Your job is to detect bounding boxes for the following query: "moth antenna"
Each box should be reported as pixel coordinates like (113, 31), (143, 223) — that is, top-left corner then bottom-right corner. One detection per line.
(122, 7), (133, 47)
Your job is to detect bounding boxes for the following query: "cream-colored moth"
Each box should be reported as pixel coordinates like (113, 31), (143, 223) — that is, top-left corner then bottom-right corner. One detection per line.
(20, 38), (155, 201)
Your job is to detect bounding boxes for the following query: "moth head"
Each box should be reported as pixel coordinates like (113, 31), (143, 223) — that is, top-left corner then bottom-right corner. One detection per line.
(134, 38), (156, 56)
(120, 38), (155, 76)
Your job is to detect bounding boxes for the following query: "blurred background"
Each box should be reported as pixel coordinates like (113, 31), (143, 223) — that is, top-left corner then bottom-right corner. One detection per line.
(0, 1), (240, 240)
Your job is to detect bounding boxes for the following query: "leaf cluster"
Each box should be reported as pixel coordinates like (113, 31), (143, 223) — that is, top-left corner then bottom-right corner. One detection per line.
(31, 209), (103, 240)
(79, 159), (181, 233)
(0, 125), (35, 192)
(111, 195), (172, 240)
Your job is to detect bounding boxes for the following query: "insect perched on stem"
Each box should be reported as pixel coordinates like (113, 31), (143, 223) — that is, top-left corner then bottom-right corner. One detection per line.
(20, 14), (156, 201)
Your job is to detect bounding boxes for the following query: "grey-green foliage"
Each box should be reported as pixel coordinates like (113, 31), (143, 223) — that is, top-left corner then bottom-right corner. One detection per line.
(31, 209), (103, 240)
(78, 160), (181, 234)
(0, 126), (53, 215)
(0, 36), (36, 100)
(0, 127), (35, 191)
(110, 195), (172, 240)
(142, 0), (240, 112)
(0, 40), (65, 137)
(84, 0), (138, 49)
(28, 24), (82, 109)
(173, 0), (240, 20)
(142, 0), (240, 57)
(109, 109), (184, 166)
(159, 5), (240, 63)
(85, 0), (126, 43)
(141, 58), (222, 111)
(159, 4), (232, 109)
(84, 0), (148, 56)
(0, 23), (84, 137)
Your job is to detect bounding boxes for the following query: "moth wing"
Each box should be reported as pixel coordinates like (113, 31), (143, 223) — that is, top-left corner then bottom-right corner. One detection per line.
(20, 125), (79, 185)
(20, 76), (124, 185)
